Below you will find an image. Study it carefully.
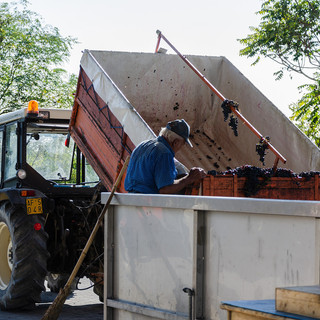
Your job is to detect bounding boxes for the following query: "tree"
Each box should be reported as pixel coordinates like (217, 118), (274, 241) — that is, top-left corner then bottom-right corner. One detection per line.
(290, 79), (320, 145)
(0, 0), (77, 114)
(239, 0), (320, 146)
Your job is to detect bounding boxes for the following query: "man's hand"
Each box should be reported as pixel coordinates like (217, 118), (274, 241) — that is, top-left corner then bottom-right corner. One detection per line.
(159, 167), (207, 194)
(187, 167), (207, 183)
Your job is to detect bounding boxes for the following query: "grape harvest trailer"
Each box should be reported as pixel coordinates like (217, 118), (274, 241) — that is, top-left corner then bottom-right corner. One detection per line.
(69, 45), (320, 320)
(71, 49), (320, 203)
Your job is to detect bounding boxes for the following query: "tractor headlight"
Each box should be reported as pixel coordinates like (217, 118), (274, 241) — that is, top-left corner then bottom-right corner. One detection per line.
(16, 169), (27, 180)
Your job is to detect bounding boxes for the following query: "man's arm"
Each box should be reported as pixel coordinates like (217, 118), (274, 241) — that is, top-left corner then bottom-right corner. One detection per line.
(159, 167), (207, 194)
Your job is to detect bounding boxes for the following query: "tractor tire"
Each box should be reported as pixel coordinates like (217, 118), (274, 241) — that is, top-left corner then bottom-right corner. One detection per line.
(0, 201), (49, 310)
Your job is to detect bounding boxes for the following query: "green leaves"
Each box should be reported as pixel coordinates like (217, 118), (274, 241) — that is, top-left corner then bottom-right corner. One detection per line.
(0, 1), (77, 114)
(290, 79), (320, 146)
(239, 0), (320, 80)
(239, 0), (320, 146)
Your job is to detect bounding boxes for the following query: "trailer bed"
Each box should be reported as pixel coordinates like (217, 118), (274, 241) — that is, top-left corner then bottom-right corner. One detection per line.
(69, 50), (320, 196)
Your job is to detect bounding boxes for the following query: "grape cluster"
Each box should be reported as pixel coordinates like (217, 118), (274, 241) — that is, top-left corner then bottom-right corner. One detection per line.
(299, 171), (320, 181)
(207, 169), (217, 176)
(255, 137), (270, 165)
(221, 100), (232, 121)
(229, 115), (238, 136)
(221, 99), (239, 137)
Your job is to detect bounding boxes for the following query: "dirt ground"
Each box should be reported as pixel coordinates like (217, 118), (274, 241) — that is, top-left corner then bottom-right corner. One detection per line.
(0, 278), (103, 320)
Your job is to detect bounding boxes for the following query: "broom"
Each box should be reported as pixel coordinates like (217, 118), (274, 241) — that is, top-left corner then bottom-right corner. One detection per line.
(41, 156), (130, 320)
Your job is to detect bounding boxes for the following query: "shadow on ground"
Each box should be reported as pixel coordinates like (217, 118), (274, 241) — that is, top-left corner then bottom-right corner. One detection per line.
(0, 279), (103, 320)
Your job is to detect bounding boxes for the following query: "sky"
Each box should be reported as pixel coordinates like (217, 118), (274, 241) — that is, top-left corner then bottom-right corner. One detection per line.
(20, 0), (308, 117)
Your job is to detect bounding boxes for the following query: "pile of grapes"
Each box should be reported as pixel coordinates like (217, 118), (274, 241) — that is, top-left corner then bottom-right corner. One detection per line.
(207, 166), (320, 197)
(221, 99), (239, 136)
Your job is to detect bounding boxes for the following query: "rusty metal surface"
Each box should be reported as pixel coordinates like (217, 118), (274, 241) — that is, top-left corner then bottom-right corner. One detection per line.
(70, 68), (133, 191)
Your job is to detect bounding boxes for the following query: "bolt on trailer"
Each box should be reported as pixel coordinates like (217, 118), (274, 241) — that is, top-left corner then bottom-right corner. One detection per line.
(0, 103), (104, 311)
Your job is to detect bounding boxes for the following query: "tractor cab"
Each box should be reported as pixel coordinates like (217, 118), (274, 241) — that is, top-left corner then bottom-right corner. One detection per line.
(0, 103), (99, 193)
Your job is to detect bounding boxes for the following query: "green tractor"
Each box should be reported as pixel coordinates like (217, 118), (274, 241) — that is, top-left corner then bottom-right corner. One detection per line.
(0, 105), (104, 310)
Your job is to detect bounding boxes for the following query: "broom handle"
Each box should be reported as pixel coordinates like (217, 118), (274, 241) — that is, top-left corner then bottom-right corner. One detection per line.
(64, 156), (130, 289)
(155, 30), (286, 165)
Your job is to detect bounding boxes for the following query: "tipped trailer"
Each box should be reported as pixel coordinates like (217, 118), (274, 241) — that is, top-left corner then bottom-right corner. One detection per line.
(71, 48), (320, 197)
(68, 45), (320, 320)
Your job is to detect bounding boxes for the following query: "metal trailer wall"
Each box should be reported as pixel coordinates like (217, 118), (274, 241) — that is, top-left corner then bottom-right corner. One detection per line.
(102, 194), (320, 320)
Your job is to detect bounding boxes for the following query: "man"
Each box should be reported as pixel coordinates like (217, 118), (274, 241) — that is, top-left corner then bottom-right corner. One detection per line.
(125, 119), (207, 194)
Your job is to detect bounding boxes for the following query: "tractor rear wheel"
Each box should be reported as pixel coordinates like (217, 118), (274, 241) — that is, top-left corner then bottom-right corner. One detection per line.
(0, 201), (49, 310)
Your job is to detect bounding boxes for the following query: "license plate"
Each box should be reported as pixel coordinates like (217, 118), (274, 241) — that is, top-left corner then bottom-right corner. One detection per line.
(26, 198), (43, 215)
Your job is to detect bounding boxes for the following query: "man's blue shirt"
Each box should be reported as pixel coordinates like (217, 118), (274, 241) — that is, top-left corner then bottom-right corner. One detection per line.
(124, 136), (177, 194)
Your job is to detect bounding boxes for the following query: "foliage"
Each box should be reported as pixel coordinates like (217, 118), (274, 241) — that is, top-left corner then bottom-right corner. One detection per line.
(289, 77), (320, 146)
(239, 0), (320, 80)
(0, 0), (77, 114)
(239, 0), (320, 146)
